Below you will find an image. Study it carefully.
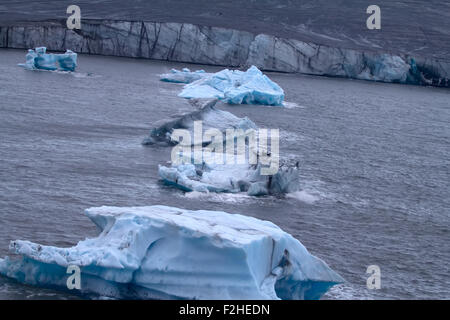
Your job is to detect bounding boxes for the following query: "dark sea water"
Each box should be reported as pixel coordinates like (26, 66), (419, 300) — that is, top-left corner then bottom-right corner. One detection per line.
(0, 49), (449, 299)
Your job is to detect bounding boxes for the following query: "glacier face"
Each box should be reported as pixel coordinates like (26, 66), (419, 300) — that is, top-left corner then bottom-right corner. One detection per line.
(160, 68), (210, 83)
(179, 66), (285, 106)
(2, 20), (449, 87)
(18, 47), (77, 71)
(0, 205), (343, 299)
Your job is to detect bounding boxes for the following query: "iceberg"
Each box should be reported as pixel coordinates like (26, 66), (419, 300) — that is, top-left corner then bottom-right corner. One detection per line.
(159, 159), (300, 196)
(142, 99), (300, 195)
(18, 47), (77, 72)
(0, 205), (344, 299)
(160, 68), (210, 83)
(179, 66), (285, 105)
(142, 99), (257, 145)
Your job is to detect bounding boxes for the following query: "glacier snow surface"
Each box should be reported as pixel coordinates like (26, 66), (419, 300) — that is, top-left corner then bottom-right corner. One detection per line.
(0, 205), (343, 299)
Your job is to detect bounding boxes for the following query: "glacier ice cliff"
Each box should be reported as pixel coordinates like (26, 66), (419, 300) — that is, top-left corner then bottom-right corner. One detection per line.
(160, 68), (209, 83)
(178, 66), (285, 105)
(0, 205), (343, 300)
(142, 99), (257, 145)
(18, 47), (77, 71)
(1, 20), (448, 87)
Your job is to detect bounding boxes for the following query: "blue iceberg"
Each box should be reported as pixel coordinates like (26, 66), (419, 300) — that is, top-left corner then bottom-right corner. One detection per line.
(0, 205), (343, 299)
(160, 68), (210, 83)
(179, 66), (285, 106)
(19, 47), (77, 72)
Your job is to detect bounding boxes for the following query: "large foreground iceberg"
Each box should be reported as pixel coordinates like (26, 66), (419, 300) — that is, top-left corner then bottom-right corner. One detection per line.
(179, 66), (284, 105)
(160, 68), (210, 83)
(19, 47), (77, 72)
(0, 205), (343, 299)
(142, 99), (256, 145)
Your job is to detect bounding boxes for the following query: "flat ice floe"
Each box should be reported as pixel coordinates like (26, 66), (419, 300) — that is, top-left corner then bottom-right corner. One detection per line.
(159, 68), (210, 83)
(177, 66), (284, 105)
(0, 205), (343, 299)
(18, 47), (77, 72)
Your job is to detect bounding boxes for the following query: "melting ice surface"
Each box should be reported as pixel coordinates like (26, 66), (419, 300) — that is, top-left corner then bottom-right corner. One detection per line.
(160, 68), (210, 83)
(178, 66), (284, 105)
(0, 205), (343, 299)
(18, 47), (77, 72)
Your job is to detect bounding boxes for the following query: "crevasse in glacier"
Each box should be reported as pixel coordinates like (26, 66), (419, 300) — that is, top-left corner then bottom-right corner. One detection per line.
(0, 205), (344, 299)
(178, 66), (285, 105)
(160, 68), (210, 83)
(18, 47), (77, 72)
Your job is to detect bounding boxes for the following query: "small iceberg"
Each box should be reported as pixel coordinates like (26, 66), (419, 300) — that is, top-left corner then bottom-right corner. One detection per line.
(19, 47), (77, 72)
(159, 159), (300, 196)
(142, 99), (257, 146)
(142, 99), (300, 195)
(178, 66), (284, 105)
(0, 205), (343, 299)
(160, 68), (210, 83)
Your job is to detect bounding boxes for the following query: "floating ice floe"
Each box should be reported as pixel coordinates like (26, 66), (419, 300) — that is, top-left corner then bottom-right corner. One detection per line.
(159, 157), (300, 196)
(142, 99), (300, 195)
(160, 68), (210, 83)
(0, 205), (344, 299)
(158, 127), (300, 196)
(142, 99), (257, 145)
(178, 66), (284, 105)
(18, 47), (77, 72)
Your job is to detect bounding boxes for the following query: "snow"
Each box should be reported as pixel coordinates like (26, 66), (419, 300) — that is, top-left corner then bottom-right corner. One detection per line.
(142, 99), (257, 145)
(0, 205), (343, 299)
(160, 68), (210, 83)
(18, 47), (77, 72)
(178, 66), (285, 105)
